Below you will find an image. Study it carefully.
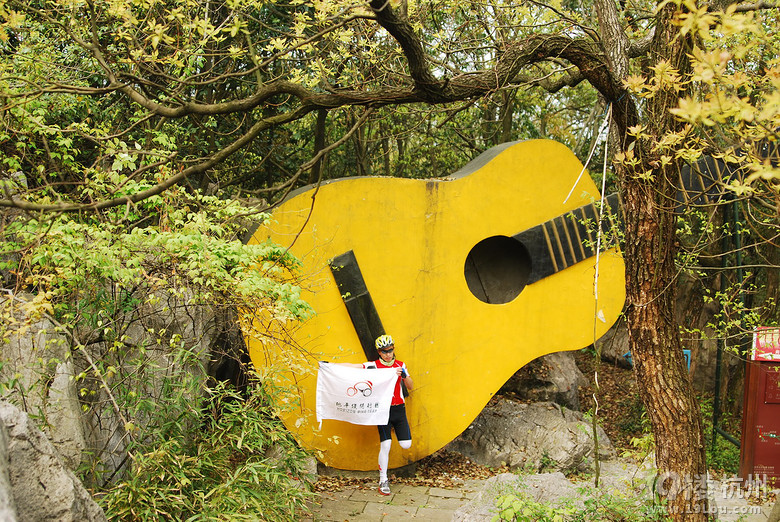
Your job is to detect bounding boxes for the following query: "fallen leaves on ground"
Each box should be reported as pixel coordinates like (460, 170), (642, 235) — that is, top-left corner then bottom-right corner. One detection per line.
(577, 350), (644, 451)
(312, 450), (506, 492)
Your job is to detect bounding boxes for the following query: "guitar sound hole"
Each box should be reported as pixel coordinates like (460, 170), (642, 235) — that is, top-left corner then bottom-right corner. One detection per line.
(464, 236), (531, 304)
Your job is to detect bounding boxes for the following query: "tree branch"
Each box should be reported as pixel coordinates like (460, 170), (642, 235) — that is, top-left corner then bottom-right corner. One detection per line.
(368, 0), (446, 100)
(0, 105), (314, 212)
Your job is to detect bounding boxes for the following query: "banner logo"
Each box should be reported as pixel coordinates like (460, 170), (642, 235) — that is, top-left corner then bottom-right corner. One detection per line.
(347, 381), (373, 397)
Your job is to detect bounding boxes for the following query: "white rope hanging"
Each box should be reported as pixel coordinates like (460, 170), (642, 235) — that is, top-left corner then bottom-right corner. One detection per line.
(561, 103), (613, 314)
(593, 105), (612, 305)
(570, 103), (614, 491)
(563, 104), (613, 206)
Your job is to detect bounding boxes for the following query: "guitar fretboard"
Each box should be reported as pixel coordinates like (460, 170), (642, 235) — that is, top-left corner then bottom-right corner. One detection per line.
(514, 193), (621, 285)
(329, 251), (386, 361)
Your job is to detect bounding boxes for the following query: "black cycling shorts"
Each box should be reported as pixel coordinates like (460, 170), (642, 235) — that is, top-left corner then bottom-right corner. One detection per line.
(378, 404), (411, 442)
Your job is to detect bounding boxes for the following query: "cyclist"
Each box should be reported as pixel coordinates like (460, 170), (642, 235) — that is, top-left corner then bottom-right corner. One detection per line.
(338, 334), (414, 495)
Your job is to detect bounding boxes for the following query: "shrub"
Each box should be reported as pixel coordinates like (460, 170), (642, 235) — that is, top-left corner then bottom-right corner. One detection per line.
(100, 378), (315, 521)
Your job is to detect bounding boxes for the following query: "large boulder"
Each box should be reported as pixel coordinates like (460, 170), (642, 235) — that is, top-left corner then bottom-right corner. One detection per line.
(453, 460), (657, 521)
(2, 290), (221, 483)
(454, 463), (780, 522)
(500, 351), (589, 410)
(0, 401), (106, 521)
(452, 472), (578, 521)
(447, 399), (614, 473)
(46, 360), (88, 470)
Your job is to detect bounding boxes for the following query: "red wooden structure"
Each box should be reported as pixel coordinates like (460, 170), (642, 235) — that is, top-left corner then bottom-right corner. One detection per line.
(739, 327), (780, 488)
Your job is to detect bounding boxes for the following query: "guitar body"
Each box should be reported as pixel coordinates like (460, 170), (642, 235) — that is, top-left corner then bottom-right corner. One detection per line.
(244, 139), (625, 470)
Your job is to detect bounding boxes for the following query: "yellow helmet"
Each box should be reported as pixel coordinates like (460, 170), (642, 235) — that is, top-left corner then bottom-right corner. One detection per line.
(375, 334), (394, 350)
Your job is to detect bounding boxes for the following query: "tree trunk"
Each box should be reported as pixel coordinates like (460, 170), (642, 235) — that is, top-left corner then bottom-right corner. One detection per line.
(395, 137), (406, 177)
(499, 90), (515, 144)
(350, 111), (369, 176)
(622, 172), (709, 520)
(591, 0), (710, 516)
(308, 109), (328, 185)
(381, 136), (391, 177)
(617, 1), (709, 519)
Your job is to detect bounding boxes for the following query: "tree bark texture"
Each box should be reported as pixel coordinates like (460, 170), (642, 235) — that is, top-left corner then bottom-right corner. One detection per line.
(617, 2), (709, 519)
(622, 172), (709, 520)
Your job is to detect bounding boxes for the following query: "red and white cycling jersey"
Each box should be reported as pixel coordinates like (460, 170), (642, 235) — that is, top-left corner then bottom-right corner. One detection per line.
(363, 359), (408, 405)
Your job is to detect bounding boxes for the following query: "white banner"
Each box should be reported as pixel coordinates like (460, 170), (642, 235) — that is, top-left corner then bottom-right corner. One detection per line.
(316, 362), (397, 426)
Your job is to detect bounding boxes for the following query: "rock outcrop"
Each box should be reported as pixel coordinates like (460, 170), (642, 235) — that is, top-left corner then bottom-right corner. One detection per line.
(0, 401), (106, 521)
(500, 351), (588, 410)
(447, 399), (614, 473)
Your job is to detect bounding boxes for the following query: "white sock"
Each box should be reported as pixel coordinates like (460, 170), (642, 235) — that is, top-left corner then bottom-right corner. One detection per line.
(378, 439), (391, 482)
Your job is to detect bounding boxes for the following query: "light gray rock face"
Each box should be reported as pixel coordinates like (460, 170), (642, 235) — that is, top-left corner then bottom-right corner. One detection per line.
(84, 288), (216, 479)
(0, 299), (71, 405)
(0, 410), (18, 522)
(447, 399), (614, 473)
(0, 401), (106, 522)
(46, 361), (88, 470)
(0, 297), (87, 471)
(454, 463), (779, 522)
(1, 291), (222, 487)
(452, 472), (578, 522)
(453, 462), (655, 522)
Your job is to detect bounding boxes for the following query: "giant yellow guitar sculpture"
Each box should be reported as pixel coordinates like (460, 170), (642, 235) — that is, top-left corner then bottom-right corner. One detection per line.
(244, 139), (625, 471)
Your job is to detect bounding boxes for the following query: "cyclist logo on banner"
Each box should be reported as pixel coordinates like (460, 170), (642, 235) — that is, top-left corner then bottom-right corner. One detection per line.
(347, 381), (374, 397)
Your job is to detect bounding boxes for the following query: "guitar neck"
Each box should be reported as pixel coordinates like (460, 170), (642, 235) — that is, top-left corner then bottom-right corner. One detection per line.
(329, 250), (385, 361)
(515, 193), (622, 285)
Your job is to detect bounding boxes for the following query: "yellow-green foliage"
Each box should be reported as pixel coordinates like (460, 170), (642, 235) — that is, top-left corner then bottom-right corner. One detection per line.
(1, 186), (315, 520)
(101, 378), (314, 521)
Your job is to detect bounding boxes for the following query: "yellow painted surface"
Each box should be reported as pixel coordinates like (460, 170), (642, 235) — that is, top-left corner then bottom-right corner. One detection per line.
(245, 139), (625, 470)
